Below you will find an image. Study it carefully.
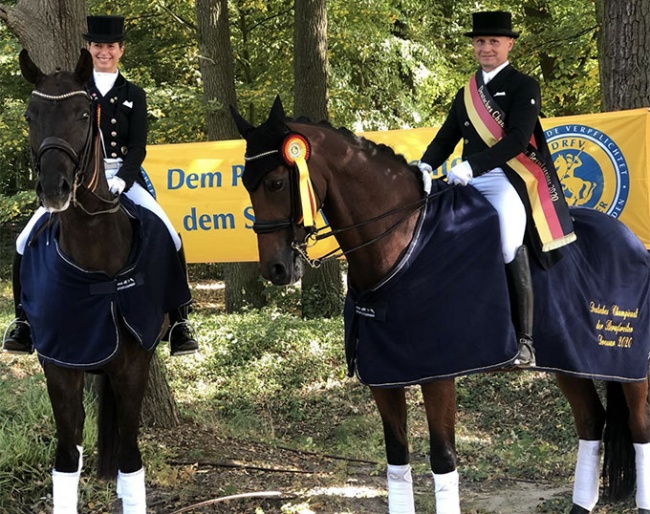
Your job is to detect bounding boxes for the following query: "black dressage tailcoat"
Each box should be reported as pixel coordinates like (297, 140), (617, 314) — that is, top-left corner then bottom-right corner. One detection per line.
(87, 73), (148, 192)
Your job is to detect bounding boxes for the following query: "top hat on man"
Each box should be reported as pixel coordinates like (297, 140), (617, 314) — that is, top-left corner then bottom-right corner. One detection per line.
(464, 11), (519, 38)
(83, 15), (126, 43)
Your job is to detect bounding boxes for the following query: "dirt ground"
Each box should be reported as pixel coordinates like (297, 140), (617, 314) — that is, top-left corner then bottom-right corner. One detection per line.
(137, 422), (573, 514)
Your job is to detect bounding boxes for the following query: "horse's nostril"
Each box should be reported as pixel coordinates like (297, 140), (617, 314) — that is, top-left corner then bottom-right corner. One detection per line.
(60, 178), (71, 197)
(270, 264), (288, 284)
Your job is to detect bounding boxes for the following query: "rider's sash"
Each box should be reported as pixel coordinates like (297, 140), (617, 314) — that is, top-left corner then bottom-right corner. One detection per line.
(464, 71), (576, 251)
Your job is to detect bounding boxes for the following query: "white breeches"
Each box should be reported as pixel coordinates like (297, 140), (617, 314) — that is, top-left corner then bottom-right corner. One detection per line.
(469, 167), (526, 263)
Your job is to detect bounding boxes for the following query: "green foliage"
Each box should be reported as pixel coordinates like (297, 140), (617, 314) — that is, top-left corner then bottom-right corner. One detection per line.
(0, 191), (37, 224)
(0, 0), (601, 220)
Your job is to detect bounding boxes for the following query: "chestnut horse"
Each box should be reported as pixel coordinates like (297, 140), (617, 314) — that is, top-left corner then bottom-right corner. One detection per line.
(232, 97), (650, 514)
(18, 49), (187, 513)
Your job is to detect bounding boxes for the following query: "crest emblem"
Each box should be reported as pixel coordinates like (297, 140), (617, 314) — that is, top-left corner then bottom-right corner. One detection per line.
(546, 124), (629, 218)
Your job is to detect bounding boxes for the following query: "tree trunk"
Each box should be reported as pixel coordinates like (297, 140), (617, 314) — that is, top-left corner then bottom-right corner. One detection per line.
(141, 353), (181, 428)
(293, 0), (343, 319)
(598, 0), (650, 111)
(195, 0), (266, 313)
(0, 0), (86, 72)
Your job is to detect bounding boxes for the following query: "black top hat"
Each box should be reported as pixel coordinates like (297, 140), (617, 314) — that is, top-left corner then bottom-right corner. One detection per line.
(83, 16), (126, 43)
(464, 11), (519, 38)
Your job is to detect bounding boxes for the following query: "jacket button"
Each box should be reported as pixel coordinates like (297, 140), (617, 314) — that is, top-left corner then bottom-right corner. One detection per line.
(111, 131), (117, 137)
(111, 118), (117, 124)
(111, 141), (117, 147)
(464, 138), (469, 144)
(122, 146), (128, 154)
(464, 121), (470, 127)
(111, 152), (117, 157)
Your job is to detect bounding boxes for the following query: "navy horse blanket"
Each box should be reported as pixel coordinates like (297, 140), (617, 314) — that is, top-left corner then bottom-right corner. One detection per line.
(344, 181), (650, 387)
(20, 197), (191, 369)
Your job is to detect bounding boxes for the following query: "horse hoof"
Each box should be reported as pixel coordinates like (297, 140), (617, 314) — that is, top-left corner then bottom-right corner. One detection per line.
(569, 505), (590, 514)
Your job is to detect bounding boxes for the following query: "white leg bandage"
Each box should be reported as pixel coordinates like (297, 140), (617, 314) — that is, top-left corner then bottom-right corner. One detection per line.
(117, 467), (147, 514)
(572, 439), (601, 511)
(52, 446), (83, 514)
(432, 469), (460, 514)
(635, 442), (650, 509)
(52, 469), (80, 514)
(387, 464), (415, 513)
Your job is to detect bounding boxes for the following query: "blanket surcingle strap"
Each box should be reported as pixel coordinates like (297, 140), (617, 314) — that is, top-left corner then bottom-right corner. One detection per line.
(464, 70), (576, 251)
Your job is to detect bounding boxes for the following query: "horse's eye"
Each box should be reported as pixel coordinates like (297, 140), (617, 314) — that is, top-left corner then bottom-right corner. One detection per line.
(267, 179), (285, 192)
(81, 112), (90, 119)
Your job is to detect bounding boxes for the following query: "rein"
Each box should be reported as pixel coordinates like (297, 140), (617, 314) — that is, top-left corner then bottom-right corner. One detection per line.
(294, 186), (452, 268)
(31, 89), (121, 216)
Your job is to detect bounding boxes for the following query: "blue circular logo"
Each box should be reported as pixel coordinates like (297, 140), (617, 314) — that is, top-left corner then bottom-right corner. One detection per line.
(545, 124), (629, 218)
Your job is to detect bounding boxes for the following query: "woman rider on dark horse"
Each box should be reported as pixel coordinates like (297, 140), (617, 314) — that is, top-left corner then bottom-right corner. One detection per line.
(3, 15), (198, 357)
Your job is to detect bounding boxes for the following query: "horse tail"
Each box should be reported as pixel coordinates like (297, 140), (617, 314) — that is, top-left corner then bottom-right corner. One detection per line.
(602, 381), (635, 501)
(96, 373), (120, 479)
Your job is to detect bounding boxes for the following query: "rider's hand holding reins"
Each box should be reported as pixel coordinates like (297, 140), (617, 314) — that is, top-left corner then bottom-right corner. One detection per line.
(108, 176), (126, 195)
(446, 161), (473, 186)
(417, 161), (433, 194)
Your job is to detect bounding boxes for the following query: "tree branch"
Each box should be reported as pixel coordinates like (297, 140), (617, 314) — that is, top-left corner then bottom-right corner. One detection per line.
(168, 491), (297, 514)
(167, 459), (314, 474)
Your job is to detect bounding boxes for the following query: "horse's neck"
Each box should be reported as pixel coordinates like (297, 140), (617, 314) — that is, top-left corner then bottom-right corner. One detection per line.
(321, 159), (422, 290)
(58, 206), (133, 277)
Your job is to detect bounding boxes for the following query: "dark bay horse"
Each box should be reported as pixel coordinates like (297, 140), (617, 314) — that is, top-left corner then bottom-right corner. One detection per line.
(18, 49), (183, 513)
(232, 97), (650, 514)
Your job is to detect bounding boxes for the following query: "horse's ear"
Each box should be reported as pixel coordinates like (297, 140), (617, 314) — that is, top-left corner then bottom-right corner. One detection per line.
(268, 95), (285, 124)
(19, 49), (44, 85)
(75, 49), (94, 84)
(229, 104), (255, 138)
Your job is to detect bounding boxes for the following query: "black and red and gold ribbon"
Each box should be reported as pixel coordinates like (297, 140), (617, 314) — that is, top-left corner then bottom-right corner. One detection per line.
(464, 72), (575, 251)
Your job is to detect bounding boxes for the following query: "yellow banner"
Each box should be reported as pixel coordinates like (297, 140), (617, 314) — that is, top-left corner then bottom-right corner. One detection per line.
(142, 108), (650, 263)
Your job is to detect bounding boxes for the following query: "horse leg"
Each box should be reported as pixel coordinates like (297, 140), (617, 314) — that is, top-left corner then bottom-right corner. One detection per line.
(110, 348), (152, 514)
(371, 386), (414, 514)
(421, 379), (458, 514)
(43, 363), (85, 514)
(621, 380), (650, 513)
(556, 373), (606, 514)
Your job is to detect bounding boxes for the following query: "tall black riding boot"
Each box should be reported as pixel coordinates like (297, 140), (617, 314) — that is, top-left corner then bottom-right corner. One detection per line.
(2, 252), (33, 354)
(168, 240), (199, 356)
(169, 304), (198, 356)
(505, 245), (535, 368)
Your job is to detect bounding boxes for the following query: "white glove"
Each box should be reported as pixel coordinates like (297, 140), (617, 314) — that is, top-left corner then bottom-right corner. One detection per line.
(446, 161), (473, 186)
(107, 176), (126, 196)
(417, 161), (433, 194)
